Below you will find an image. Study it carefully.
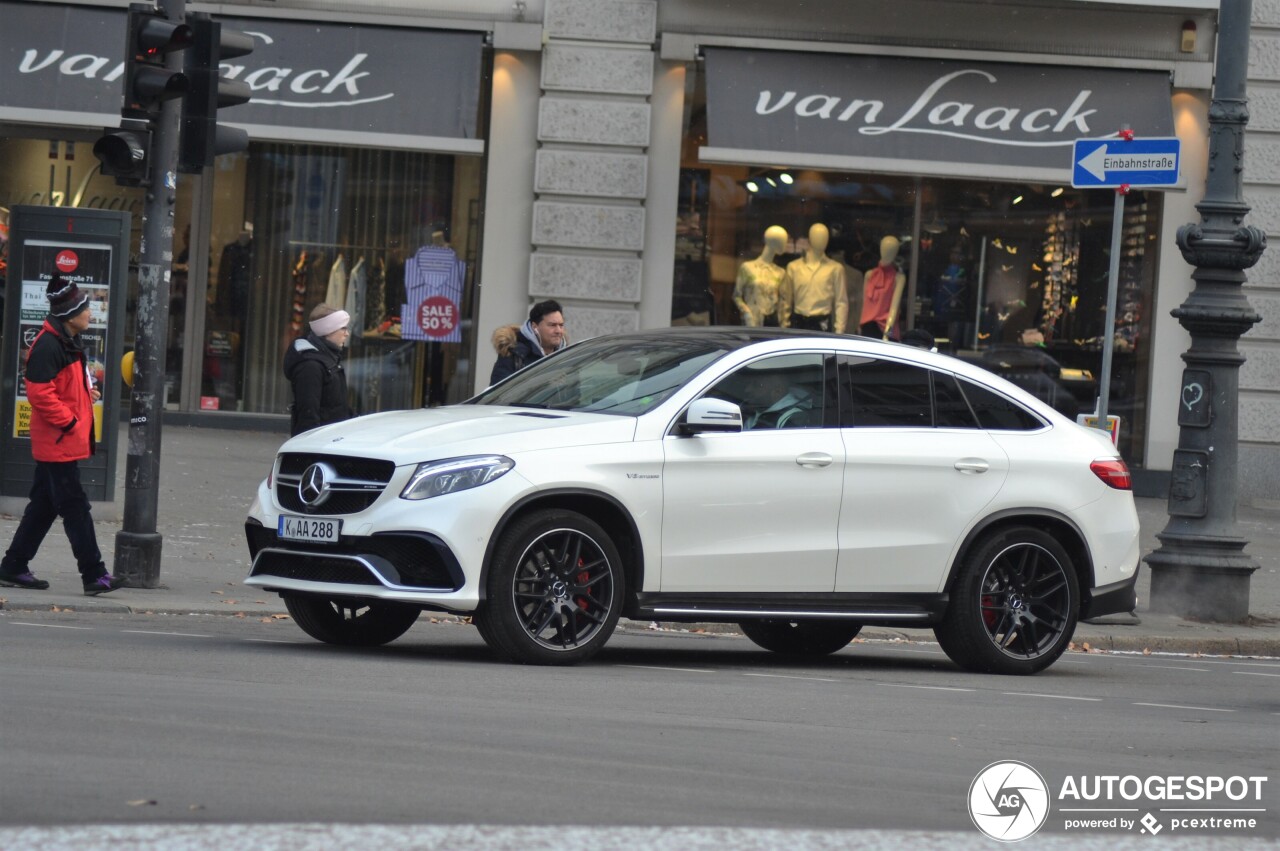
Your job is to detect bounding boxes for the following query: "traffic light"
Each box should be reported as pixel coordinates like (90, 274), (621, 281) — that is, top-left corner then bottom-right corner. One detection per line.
(92, 120), (151, 186)
(179, 14), (254, 173)
(93, 4), (192, 186)
(122, 3), (192, 122)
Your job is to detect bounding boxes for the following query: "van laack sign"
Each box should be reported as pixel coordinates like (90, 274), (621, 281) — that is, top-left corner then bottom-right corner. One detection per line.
(704, 48), (1175, 174)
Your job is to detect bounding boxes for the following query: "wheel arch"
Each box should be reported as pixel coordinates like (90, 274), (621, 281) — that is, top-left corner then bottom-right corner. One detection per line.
(479, 488), (645, 603)
(945, 508), (1095, 600)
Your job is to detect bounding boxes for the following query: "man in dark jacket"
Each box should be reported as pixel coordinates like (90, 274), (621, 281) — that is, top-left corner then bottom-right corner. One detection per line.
(0, 277), (121, 595)
(489, 299), (567, 385)
(284, 303), (353, 436)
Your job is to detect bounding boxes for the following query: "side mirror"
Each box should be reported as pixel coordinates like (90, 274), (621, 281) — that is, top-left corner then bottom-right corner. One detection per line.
(679, 397), (743, 435)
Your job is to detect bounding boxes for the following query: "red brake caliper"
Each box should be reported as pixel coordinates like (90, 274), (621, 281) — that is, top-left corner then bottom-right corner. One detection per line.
(981, 595), (998, 629)
(576, 558), (590, 609)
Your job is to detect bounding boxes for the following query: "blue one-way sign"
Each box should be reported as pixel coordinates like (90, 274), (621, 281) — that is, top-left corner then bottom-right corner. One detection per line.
(1071, 137), (1181, 188)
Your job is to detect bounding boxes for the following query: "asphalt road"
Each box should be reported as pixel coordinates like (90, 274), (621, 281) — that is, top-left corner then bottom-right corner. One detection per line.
(1, 611), (1275, 845)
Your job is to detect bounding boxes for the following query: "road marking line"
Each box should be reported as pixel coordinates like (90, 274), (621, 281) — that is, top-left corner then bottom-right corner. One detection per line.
(1003, 692), (1101, 701)
(617, 664), (716, 674)
(879, 683), (975, 692)
(1134, 702), (1235, 713)
(1232, 671), (1280, 678)
(742, 672), (838, 682)
(1143, 665), (1211, 672)
(11, 622), (92, 630)
(121, 630), (212, 638)
(244, 638), (295, 644)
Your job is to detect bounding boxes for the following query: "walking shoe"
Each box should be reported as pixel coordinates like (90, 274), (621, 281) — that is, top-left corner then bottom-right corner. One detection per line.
(0, 571), (51, 590)
(83, 574), (123, 596)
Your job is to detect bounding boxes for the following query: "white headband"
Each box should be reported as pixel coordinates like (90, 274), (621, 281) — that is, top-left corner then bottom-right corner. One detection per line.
(311, 310), (351, 337)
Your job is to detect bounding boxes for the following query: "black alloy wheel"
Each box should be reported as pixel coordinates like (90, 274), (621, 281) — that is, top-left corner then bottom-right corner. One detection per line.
(738, 619), (862, 656)
(475, 509), (623, 665)
(283, 595), (421, 646)
(936, 526), (1078, 675)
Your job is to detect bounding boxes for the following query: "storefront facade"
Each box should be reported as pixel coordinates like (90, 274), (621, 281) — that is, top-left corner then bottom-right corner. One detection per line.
(475, 0), (1279, 503)
(0, 0), (490, 422)
(2, 0), (1277, 502)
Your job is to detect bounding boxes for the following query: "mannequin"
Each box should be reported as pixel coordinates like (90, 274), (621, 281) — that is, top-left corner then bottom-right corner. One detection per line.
(779, 223), (848, 334)
(733, 225), (788, 327)
(860, 235), (907, 341)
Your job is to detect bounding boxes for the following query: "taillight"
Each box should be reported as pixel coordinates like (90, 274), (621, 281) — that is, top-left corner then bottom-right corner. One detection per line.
(1090, 458), (1131, 490)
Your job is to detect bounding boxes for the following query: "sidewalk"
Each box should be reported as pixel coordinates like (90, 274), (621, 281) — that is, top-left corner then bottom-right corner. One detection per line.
(0, 425), (1277, 657)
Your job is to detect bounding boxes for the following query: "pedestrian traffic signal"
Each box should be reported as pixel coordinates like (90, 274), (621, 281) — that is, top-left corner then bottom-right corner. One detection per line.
(92, 120), (152, 186)
(123, 3), (193, 123)
(178, 13), (254, 173)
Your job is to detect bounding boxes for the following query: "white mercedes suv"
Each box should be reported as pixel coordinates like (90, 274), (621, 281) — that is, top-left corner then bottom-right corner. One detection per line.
(244, 327), (1140, 675)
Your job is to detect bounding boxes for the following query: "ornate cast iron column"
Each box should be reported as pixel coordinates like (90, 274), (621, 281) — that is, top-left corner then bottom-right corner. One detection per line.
(1146, 1), (1264, 621)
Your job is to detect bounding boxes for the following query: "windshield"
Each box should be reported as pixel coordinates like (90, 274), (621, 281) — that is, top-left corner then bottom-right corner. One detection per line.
(472, 337), (729, 415)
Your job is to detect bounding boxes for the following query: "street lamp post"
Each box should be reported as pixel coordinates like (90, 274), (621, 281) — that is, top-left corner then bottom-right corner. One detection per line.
(1145, 0), (1264, 621)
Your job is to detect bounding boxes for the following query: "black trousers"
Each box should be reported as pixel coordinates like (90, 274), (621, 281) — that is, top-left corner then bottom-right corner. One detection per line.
(0, 460), (106, 581)
(789, 313), (830, 332)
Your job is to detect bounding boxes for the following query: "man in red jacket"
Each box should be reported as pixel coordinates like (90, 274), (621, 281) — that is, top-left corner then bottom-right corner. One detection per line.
(0, 277), (121, 595)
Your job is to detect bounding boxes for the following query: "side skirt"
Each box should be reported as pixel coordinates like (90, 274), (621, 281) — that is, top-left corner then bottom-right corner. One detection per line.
(629, 592), (948, 627)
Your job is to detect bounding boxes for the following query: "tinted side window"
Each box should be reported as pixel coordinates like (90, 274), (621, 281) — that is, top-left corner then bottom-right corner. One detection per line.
(958, 377), (1045, 431)
(933, 371), (978, 429)
(845, 358), (932, 427)
(706, 353), (826, 431)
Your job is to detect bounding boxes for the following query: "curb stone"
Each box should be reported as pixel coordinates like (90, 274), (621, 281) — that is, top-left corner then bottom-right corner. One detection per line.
(2, 602), (1278, 658)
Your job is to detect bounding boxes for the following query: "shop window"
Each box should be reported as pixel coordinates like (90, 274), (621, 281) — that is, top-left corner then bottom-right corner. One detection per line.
(203, 142), (482, 416)
(674, 62), (1160, 466)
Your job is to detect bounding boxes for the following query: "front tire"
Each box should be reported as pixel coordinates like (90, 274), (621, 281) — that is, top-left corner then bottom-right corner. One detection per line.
(935, 526), (1078, 675)
(474, 509), (623, 665)
(284, 595), (420, 646)
(738, 619), (862, 656)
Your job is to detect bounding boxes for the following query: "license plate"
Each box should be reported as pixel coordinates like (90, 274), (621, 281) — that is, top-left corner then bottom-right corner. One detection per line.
(278, 515), (342, 543)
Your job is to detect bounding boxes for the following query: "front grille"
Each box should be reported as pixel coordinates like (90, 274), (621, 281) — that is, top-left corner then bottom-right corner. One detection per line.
(278, 453), (395, 481)
(251, 551), (382, 585)
(275, 452), (396, 515)
(277, 489), (381, 515)
(245, 523), (462, 591)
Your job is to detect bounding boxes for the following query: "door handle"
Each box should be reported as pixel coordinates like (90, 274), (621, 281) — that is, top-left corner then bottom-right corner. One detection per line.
(796, 452), (833, 468)
(954, 458), (990, 474)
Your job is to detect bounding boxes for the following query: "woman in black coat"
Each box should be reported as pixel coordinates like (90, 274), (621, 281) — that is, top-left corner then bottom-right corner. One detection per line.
(284, 303), (352, 436)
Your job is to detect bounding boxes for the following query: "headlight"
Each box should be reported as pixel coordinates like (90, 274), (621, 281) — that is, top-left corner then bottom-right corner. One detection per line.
(400, 455), (514, 500)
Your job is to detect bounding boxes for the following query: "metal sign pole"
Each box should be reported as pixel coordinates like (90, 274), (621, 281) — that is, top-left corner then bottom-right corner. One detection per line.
(1096, 186), (1126, 427)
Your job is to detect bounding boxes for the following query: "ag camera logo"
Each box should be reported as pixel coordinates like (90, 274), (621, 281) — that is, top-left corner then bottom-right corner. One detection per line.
(969, 760), (1051, 842)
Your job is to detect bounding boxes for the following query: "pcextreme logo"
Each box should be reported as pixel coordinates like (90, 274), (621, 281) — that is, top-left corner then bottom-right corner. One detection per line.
(969, 760), (1051, 842)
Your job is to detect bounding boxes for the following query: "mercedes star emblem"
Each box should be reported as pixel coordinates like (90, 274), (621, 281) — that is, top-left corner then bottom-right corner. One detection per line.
(299, 462), (337, 506)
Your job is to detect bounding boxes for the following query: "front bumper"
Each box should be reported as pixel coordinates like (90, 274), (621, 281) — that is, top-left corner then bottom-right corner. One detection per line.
(242, 464), (532, 610)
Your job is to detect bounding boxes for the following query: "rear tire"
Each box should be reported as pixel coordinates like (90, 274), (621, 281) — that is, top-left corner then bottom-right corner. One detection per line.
(284, 595), (420, 647)
(474, 509), (623, 665)
(935, 526), (1078, 675)
(738, 619), (862, 656)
